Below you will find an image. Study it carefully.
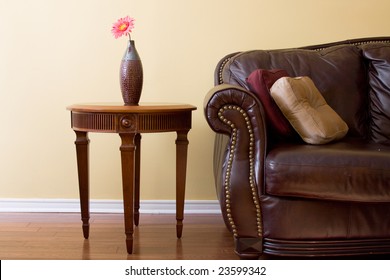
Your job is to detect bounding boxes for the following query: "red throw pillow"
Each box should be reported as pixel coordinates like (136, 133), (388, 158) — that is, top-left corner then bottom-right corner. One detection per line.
(247, 69), (296, 138)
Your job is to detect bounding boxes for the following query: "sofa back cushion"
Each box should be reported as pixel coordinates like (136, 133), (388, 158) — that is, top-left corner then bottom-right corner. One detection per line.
(222, 45), (368, 137)
(361, 43), (390, 145)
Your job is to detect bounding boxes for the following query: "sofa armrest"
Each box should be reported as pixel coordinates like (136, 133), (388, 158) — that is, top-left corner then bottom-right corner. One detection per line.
(204, 84), (267, 242)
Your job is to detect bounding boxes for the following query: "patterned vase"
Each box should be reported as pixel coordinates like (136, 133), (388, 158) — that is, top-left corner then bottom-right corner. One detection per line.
(119, 40), (143, 105)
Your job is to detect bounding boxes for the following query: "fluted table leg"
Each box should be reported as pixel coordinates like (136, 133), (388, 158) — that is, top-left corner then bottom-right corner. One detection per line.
(134, 133), (141, 226)
(74, 131), (90, 239)
(119, 133), (136, 254)
(175, 130), (189, 238)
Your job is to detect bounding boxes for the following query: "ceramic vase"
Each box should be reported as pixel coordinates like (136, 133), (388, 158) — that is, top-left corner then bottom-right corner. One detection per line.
(119, 40), (143, 105)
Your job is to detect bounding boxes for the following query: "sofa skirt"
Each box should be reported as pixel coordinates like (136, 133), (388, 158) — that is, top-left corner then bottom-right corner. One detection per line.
(261, 195), (390, 240)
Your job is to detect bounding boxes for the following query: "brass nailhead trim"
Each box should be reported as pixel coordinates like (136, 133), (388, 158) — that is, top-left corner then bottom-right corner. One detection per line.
(218, 105), (262, 238)
(218, 57), (233, 84)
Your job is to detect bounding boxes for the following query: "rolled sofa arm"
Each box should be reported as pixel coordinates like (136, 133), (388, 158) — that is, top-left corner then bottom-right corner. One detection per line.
(204, 84), (268, 257)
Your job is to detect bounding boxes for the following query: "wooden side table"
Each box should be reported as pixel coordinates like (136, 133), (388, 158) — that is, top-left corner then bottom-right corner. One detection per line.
(67, 103), (196, 254)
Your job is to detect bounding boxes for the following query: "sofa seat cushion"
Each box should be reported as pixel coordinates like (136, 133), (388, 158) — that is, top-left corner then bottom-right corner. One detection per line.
(265, 139), (390, 202)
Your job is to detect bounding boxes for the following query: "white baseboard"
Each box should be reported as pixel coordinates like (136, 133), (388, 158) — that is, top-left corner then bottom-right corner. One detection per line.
(0, 199), (221, 214)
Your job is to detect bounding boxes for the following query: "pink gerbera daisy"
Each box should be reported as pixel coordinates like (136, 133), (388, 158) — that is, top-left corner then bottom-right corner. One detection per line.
(111, 16), (135, 39)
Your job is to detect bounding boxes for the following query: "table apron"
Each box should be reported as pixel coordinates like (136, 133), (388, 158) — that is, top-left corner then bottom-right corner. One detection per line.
(70, 111), (192, 133)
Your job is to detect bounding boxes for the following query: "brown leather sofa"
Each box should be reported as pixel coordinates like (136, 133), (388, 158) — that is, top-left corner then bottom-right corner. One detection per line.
(204, 37), (390, 259)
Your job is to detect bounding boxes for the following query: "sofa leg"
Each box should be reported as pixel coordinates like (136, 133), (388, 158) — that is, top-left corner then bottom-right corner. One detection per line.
(234, 237), (263, 259)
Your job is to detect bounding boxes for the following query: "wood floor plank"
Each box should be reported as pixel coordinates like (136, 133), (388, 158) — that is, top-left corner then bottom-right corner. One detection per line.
(0, 212), (238, 260)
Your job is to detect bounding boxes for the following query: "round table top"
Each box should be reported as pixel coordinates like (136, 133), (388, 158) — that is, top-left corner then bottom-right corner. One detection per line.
(67, 102), (197, 113)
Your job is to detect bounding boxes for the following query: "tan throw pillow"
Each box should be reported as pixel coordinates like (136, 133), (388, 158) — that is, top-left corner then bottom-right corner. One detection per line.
(270, 76), (349, 144)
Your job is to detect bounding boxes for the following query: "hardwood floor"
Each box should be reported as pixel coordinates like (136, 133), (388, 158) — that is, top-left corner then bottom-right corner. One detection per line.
(0, 212), (239, 260)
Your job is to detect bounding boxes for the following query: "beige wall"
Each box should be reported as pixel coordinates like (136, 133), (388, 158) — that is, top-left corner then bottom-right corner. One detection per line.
(0, 0), (389, 201)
